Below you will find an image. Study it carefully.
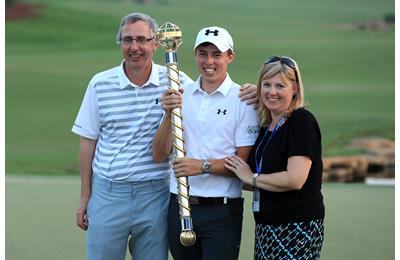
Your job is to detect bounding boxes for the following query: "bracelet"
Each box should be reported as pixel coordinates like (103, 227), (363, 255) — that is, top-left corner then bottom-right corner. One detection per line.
(252, 173), (258, 188)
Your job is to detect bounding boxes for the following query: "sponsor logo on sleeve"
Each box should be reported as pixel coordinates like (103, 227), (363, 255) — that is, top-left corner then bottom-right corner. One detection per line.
(247, 125), (259, 135)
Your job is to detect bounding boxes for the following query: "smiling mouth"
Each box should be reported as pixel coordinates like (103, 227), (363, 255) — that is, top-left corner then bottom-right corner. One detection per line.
(128, 53), (142, 60)
(204, 68), (216, 75)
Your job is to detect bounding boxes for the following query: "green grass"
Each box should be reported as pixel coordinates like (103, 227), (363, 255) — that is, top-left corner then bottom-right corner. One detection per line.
(5, 175), (394, 259)
(6, 0), (394, 175)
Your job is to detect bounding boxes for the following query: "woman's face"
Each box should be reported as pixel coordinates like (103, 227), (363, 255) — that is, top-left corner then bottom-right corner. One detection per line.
(260, 73), (297, 117)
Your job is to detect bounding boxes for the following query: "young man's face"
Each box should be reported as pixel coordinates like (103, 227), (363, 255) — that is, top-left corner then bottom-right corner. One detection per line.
(195, 44), (234, 87)
(119, 21), (157, 72)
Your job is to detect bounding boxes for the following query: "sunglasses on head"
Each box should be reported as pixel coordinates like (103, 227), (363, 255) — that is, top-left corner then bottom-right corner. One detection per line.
(265, 56), (299, 82)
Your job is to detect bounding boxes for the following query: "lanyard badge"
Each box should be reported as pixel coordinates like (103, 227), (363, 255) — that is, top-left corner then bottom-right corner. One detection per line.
(252, 115), (286, 213)
(252, 188), (260, 212)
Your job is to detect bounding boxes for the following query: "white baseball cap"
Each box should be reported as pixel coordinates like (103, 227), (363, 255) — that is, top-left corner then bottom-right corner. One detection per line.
(194, 26), (234, 52)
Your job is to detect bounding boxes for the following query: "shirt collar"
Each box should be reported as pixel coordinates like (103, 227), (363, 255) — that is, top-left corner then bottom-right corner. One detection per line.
(118, 61), (160, 89)
(192, 73), (233, 96)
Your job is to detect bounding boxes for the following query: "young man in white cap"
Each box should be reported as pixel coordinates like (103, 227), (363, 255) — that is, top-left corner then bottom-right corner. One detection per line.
(153, 26), (259, 260)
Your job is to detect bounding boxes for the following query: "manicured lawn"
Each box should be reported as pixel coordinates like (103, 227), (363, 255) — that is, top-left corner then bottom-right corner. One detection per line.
(5, 0), (394, 175)
(5, 175), (394, 259)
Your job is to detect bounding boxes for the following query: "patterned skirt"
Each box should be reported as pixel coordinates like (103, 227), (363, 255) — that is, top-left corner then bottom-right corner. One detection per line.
(254, 219), (324, 260)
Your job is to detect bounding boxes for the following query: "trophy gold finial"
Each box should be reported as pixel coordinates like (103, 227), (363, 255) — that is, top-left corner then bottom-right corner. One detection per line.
(180, 230), (196, 247)
(157, 22), (182, 51)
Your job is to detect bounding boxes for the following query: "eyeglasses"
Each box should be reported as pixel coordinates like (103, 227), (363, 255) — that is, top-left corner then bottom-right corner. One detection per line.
(120, 36), (155, 45)
(265, 56), (299, 82)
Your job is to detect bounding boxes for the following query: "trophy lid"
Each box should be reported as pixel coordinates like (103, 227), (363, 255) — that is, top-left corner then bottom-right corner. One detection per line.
(157, 22), (182, 51)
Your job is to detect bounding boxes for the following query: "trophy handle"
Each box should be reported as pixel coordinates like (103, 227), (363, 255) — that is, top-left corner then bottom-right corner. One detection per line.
(157, 22), (196, 247)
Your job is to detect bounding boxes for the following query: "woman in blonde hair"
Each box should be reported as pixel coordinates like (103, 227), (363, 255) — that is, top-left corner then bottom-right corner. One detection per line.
(225, 56), (325, 259)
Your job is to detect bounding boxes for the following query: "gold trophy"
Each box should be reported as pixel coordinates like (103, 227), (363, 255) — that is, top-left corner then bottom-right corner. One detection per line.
(157, 22), (196, 247)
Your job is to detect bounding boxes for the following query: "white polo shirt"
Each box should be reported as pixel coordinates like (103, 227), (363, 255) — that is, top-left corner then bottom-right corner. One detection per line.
(170, 74), (259, 198)
(72, 61), (192, 181)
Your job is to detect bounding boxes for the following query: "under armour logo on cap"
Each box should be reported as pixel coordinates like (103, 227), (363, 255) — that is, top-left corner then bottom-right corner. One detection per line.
(194, 26), (234, 52)
(205, 29), (219, 36)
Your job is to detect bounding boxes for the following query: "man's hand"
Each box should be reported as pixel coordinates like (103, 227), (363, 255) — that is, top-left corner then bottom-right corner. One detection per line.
(173, 157), (202, 177)
(160, 89), (183, 115)
(76, 199), (89, 231)
(239, 83), (258, 106)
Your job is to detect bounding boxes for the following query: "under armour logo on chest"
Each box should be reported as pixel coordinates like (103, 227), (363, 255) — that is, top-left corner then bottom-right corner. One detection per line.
(217, 109), (227, 115)
(155, 98), (160, 104)
(205, 29), (219, 36)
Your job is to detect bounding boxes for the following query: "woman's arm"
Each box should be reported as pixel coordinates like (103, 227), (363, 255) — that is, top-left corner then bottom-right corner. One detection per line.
(225, 155), (311, 192)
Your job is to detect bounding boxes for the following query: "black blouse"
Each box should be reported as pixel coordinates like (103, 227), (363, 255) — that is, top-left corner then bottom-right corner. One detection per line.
(248, 108), (325, 225)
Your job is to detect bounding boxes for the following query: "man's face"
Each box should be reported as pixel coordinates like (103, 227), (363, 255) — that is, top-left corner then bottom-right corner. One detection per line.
(195, 44), (234, 87)
(120, 21), (157, 71)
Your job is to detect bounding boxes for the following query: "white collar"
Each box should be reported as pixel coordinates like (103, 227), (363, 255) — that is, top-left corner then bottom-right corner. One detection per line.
(192, 73), (232, 96)
(118, 61), (160, 89)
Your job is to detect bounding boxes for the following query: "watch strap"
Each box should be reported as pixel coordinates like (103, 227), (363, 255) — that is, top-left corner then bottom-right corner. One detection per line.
(252, 173), (258, 188)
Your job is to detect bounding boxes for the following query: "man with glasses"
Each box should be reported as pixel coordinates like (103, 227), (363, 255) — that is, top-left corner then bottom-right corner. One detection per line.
(72, 12), (193, 260)
(72, 13), (257, 260)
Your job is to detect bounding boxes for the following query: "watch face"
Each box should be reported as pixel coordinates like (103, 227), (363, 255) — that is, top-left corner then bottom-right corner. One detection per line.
(203, 161), (212, 173)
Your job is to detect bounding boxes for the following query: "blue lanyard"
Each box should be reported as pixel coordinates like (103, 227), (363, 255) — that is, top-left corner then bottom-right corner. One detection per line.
(254, 115), (286, 175)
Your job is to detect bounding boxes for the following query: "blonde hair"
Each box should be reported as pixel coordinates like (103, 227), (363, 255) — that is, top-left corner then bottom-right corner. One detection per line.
(256, 56), (305, 127)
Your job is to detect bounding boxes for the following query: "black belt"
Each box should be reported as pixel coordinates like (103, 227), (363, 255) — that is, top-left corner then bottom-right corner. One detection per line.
(171, 193), (241, 206)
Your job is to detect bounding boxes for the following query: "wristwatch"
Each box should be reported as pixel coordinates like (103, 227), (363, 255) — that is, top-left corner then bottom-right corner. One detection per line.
(202, 160), (212, 174)
(253, 173), (258, 188)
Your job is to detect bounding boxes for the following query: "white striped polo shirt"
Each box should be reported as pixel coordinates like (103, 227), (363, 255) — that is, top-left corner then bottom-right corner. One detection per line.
(72, 61), (193, 181)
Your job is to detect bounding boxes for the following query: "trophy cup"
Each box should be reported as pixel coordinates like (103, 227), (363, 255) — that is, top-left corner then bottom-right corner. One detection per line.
(157, 22), (196, 247)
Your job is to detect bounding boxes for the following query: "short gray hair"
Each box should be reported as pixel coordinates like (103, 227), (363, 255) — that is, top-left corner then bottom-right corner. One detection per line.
(116, 12), (159, 44)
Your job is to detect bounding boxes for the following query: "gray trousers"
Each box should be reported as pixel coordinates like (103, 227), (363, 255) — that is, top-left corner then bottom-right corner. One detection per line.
(86, 175), (170, 260)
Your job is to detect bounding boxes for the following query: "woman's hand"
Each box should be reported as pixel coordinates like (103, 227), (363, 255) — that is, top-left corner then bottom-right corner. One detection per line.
(225, 155), (254, 185)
